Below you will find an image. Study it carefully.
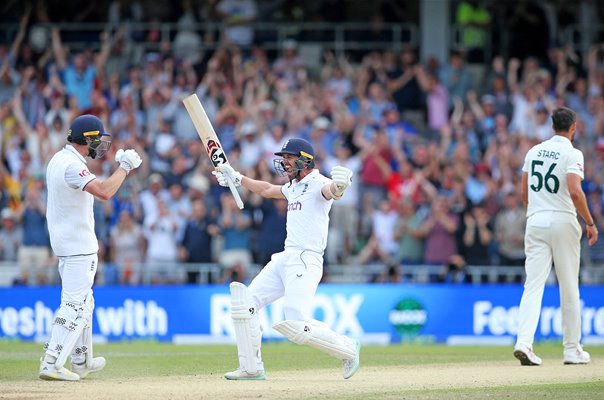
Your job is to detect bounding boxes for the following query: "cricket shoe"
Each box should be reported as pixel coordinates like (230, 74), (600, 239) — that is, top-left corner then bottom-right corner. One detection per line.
(342, 339), (361, 379)
(39, 358), (80, 381)
(71, 357), (106, 378)
(564, 345), (590, 365)
(224, 368), (266, 380)
(513, 343), (542, 366)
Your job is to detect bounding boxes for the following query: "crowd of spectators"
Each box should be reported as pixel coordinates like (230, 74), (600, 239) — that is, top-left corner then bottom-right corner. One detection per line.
(1, 1), (604, 287)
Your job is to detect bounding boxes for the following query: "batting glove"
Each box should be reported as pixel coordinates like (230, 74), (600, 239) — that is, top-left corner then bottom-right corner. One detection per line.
(115, 149), (142, 174)
(211, 164), (242, 187)
(329, 166), (353, 199)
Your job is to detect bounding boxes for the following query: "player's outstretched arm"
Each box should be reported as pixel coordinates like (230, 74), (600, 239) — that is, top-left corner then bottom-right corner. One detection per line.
(213, 164), (284, 199)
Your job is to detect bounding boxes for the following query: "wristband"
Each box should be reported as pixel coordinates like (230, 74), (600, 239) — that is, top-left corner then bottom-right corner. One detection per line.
(587, 222), (595, 227)
(328, 183), (343, 199)
(119, 161), (132, 174)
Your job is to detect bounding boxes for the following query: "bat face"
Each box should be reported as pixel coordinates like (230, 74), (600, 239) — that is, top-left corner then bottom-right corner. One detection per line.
(183, 93), (244, 209)
(205, 139), (228, 167)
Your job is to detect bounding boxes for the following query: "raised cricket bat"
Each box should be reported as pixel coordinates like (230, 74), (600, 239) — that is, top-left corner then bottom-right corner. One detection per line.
(183, 93), (244, 209)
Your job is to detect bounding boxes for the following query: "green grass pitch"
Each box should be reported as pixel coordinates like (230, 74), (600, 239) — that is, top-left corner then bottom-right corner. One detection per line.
(1, 341), (603, 399)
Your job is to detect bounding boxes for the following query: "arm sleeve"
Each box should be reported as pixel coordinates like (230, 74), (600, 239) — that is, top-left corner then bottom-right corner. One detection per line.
(521, 151), (531, 173)
(64, 162), (96, 190)
(566, 149), (585, 179)
(280, 185), (289, 200)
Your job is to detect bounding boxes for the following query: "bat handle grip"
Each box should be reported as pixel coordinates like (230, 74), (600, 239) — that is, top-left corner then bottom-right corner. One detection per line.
(226, 176), (245, 209)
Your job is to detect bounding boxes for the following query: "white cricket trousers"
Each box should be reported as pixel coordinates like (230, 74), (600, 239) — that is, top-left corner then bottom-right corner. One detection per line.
(249, 248), (323, 320)
(516, 212), (582, 350)
(59, 254), (98, 304)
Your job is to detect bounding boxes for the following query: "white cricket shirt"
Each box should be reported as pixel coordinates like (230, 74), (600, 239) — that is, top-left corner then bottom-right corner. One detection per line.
(522, 135), (584, 218)
(281, 170), (333, 254)
(46, 145), (98, 256)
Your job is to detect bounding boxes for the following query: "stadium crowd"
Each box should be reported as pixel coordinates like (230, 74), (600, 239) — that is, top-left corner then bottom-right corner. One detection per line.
(1, 1), (604, 286)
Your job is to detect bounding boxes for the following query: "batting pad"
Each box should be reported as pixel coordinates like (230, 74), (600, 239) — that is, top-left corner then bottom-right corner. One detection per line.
(230, 282), (261, 374)
(53, 291), (93, 369)
(72, 294), (95, 367)
(273, 320), (356, 361)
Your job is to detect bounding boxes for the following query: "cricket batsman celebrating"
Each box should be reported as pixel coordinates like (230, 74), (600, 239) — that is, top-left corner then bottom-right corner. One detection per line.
(213, 138), (360, 380)
(39, 115), (142, 380)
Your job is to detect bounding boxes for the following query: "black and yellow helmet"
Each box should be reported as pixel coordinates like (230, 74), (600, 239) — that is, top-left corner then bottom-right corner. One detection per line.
(67, 114), (112, 159)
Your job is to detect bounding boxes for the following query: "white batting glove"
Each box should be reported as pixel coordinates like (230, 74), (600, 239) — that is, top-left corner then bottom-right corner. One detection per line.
(330, 166), (353, 199)
(211, 164), (242, 187)
(115, 149), (142, 174)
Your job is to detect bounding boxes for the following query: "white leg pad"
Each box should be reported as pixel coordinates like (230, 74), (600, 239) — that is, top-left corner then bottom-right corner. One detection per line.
(273, 320), (356, 361)
(50, 293), (92, 369)
(72, 293), (95, 367)
(230, 282), (261, 374)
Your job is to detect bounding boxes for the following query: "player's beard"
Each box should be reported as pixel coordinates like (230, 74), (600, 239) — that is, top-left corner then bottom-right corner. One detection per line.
(287, 168), (300, 182)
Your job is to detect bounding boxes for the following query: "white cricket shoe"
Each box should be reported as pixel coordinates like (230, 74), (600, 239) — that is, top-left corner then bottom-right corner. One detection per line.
(39, 358), (80, 381)
(71, 357), (106, 378)
(342, 339), (361, 379)
(564, 345), (590, 365)
(224, 368), (266, 380)
(513, 343), (542, 366)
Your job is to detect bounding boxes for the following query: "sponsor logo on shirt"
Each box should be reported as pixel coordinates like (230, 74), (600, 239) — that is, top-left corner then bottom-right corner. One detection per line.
(287, 201), (302, 211)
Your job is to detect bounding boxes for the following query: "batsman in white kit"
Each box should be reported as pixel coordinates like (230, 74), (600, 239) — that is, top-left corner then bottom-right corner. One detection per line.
(213, 138), (360, 380)
(39, 115), (142, 381)
(514, 107), (598, 366)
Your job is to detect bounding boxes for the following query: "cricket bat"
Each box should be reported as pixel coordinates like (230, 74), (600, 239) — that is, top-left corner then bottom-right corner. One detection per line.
(183, 93), (244, 209)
